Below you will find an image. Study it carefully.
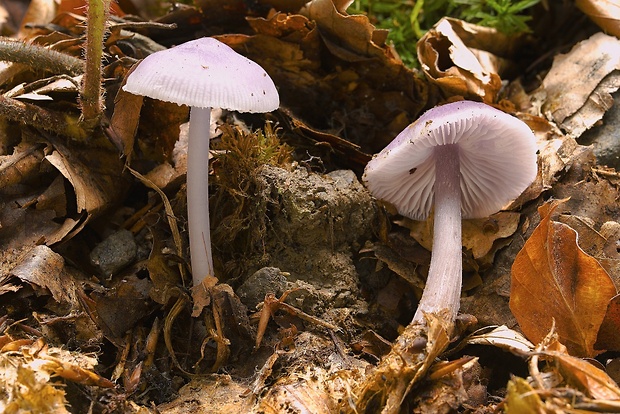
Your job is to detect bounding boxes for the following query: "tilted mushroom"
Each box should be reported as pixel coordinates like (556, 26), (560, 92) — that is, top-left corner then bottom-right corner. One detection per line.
(363, 100), (537, 326)
(123, 37), (279, 286)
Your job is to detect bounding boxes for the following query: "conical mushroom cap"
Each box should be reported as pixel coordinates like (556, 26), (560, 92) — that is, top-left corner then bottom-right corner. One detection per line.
(123, 37), (279, 113)
(363, 101), (538, 220)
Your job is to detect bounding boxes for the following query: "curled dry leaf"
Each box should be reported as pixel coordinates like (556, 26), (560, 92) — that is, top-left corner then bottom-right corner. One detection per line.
(541, 32), (620, 138)
(300, 0), (389, 61)
(464, 325), (534, 356)
(576, 0), (620, 38)
(402, 211), (521, 260)
(109, 82), (143, 158)
(510, 199), (617, 357)
(417, 18), (503, 103)
(222, 4), (427, 157)
(0, 338), (113, 413)
(557, 215), (620, 288)
(536, 330), (620, 401)
(550, 349), (620, 400)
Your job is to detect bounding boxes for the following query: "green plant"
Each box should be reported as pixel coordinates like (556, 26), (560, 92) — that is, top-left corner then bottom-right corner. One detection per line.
(348, 0), (540, 67)
(454, 0), (541, 34)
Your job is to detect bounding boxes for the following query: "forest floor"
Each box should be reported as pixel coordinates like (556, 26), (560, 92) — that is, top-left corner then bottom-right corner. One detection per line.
(1, 0), (620, 413)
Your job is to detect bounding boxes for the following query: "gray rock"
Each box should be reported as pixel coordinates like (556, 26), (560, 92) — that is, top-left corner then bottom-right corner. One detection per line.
(237, 267), (289, 310)
(90, 229), (137, 277)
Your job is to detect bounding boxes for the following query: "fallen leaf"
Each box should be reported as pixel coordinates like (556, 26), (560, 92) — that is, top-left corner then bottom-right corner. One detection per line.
(17, 0), (57, 38)
(576, 0), (620, 38)
(43, 135), (128, 244)
(510, 199), (617, 357)
(222, 7), (427, 158)
(595, 294), (620, 351)
(109, 81), (143, 159)
(544, 348), (620, 400)
(10, 245), (78, 306)
(300, 0), (389, 61)
(541, 32), (620, 138)
(417, 17), (503, 103)
(90, 274), (155, 339)
(464, 325), (534, 356)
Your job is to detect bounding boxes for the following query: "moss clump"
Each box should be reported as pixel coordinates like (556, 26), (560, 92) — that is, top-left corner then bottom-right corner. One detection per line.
(211, 122), (292, 266)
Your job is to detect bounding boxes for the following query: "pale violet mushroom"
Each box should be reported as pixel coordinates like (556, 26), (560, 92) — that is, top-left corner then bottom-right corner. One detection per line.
(123, 37), (279, 287)
(363, 100), (537, 326)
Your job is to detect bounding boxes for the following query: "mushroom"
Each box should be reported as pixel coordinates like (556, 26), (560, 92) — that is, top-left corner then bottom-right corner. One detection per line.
(363, 101), (537, 326)
(123, 37), (279, 286)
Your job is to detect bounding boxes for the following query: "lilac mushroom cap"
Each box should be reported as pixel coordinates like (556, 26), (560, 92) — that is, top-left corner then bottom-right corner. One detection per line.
(363, 100), (538, 220)
(122, 37), (279, 287)
(122, 37), (279, 112)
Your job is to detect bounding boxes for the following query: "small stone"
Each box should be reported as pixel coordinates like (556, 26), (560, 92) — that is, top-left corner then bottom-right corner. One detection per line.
(90, 229), (137, 277)
(237, 267), (289, 310)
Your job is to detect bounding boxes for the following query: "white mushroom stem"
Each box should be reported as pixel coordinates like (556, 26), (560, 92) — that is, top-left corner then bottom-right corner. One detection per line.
(412, 144), (462, 325)
(187, 106), (215, 286)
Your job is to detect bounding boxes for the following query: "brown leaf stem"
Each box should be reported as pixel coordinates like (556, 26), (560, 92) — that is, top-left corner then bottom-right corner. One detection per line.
(0, 37), (84, 76)
(0, 95), (87, 140)
(81, 0), (111, 130)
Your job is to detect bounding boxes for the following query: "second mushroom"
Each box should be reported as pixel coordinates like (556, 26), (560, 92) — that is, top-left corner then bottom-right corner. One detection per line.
(123, 38), (279, 287)
(363, 101), (537, 328)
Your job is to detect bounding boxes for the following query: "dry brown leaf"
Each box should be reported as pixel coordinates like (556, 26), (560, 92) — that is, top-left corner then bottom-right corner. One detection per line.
(595, 294), (620, 352)
(542, 348), (620, 400)
(142, 225), (184, 307)
(90, 274), (154, 339)
(0, 141), (48, 189)
(0, 339), (113, 412)
(109, 82), (143, 159)
(226, 6), (427, 157)
(0, 364), (70, 413)
(417, 17), (503, 103)
(541, 32), (620, 138)
(0, 142), (71, 252)
(17, 0), (57, 38)
(43, 136), (127, 243)
(300, 0), (389, 61)
(577, 0), (620, 38)
(9, 245), (78, 306)
(190, 275), (217, 317)
(510, 199), (617, 357)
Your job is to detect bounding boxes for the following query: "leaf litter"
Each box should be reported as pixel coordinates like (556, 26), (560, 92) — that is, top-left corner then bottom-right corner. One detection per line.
(0, 0), (620, 412)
